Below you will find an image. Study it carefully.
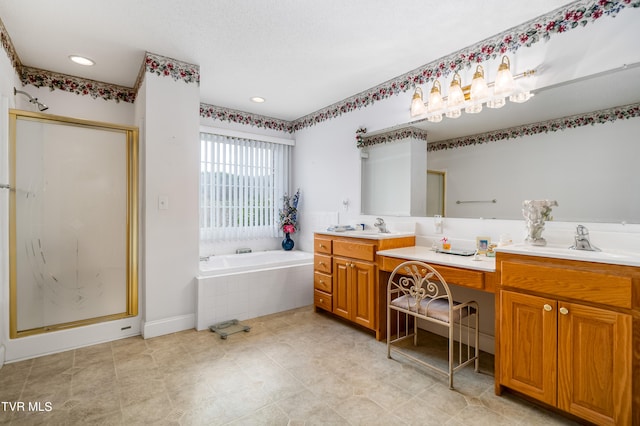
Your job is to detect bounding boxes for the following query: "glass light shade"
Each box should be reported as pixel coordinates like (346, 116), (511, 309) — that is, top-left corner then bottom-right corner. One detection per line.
(410, 87), (427, 117)
(427, 113), (443, 123)
(465, 103), (483, 114)
(445, 109), (462, 119)
(494, 56), (516, 96)
(470, 65), (489, 101)
(486, 97), (506, 109)
(447, 73), (465, 108)
(509, 91), (534, 103)
(427, 80), (444, 112)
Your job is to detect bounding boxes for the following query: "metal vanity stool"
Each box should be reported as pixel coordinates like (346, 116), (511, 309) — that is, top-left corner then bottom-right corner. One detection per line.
(387, 261), (480, 389)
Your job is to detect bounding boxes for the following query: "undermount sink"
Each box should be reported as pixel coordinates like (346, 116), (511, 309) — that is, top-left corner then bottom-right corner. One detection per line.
(339, 230), (414, 239)
(495, 244), (640, 267)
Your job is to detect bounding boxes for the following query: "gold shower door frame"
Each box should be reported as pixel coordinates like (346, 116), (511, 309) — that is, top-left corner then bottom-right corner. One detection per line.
(8, 110), (138, 338)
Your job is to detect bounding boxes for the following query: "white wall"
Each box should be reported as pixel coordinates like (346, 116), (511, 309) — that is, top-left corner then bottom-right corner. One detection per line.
(293, 95), (412, 252)
(140, 73), (200, 338)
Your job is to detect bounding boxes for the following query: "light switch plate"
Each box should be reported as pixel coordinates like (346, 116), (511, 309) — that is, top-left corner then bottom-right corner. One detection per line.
(158, 195), (169, 210)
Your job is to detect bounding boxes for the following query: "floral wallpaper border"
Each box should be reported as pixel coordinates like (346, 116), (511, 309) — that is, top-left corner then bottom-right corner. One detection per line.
(136, 52), (200, 89)
(356, 127), (427, 148)
(427, 102), (640, 152)
(1, 0), (638, 119)
(0, 19), (20, 76)
(200, 103), (292, 133)
(20, 66), (137, 103)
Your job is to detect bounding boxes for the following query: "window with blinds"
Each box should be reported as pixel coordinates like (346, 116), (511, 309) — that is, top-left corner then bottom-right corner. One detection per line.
(200, 132), (291, 241)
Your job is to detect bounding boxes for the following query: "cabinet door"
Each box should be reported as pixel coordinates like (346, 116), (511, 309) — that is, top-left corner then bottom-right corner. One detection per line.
(558, 303), (632, 426)
(500, 291), (557, 406)
(333, 258), (351, 320)
(352, 260), (376, 329)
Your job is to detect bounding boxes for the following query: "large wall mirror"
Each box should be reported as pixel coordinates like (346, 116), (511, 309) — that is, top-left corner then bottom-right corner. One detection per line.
(360, 63), (640, 224)
(8, 110), (138, 338)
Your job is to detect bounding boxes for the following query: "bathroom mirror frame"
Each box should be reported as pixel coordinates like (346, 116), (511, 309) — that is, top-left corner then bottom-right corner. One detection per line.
(8, 109), (139, 338)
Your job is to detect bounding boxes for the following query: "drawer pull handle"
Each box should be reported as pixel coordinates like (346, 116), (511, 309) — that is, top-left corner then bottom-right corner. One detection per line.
(319, 298), (324, 303)
(543, 304), (552, 312)
(319, 280), (324, 284)
(319, 244), (325, 248)
(559, 307), (569, 315)
(319, 262), (325, 266)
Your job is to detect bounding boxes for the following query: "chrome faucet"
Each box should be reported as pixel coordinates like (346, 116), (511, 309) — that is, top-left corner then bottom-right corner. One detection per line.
(374, 217), (389, 233)
(569, 225), (600, 251)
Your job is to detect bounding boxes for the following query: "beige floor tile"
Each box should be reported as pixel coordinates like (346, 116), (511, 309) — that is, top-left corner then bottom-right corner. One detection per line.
(0, 305), (585, 425)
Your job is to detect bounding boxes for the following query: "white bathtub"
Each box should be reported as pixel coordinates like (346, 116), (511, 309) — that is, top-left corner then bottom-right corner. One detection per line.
(196, 250), (314, 330)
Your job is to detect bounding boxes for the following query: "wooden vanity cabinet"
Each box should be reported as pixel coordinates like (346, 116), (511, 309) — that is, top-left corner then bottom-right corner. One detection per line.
(333, 256), (376, 329)
(496, 252), (639, 426)
(313, 233), (415, 340)
(313, 236), (333, 312)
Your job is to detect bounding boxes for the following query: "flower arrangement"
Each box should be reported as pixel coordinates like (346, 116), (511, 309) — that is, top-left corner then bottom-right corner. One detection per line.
(441, 236), (451, 250)
(279, 188), (300, 234)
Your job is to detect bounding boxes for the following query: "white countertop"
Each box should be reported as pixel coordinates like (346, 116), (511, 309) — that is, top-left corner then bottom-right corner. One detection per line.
(315, 230), (415, 240)
(495, 244), (640, 267)
(376, 246), (496, 272)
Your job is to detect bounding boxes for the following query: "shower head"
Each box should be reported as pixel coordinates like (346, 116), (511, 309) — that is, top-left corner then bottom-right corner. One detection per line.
(14, 87), (49, 111)
(34, 100), (48, 111)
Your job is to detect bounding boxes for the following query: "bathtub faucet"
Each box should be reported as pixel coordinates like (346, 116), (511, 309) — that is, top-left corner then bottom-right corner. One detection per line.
(200, 255), (211, 261)
(236, 248), (252, 254)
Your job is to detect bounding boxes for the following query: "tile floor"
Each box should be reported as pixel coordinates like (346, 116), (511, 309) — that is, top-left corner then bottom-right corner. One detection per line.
(0, 306), (580, 425)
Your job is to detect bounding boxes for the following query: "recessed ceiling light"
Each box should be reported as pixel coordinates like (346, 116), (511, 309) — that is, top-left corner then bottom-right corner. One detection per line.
(69, 55), (95, 66)
(250, 97), (265, 103)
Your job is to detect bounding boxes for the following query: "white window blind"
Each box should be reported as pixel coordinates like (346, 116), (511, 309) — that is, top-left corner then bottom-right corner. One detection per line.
(200, 132), (290, 241)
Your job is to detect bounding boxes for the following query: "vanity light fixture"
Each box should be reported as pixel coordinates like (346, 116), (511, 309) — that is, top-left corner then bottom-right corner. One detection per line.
(493, 56), (516, 96)
(250, 96), (265, 103)
(69, 55), (95, 66)
(445, 73), (465, 119)
(409, 55), (535, 120)
(410, 87), (427, 116)
(470, 65), (490, 101)
(426, 80), (444, 122)
(466, 65), (489, 114)
(427, 80), (444, 112)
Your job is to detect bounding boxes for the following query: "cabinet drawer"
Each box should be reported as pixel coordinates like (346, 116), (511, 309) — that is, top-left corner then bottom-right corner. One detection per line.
(314, 271), (332, 293)
(380, 256), (485, 290)
(315, 254), (332, 274)
(501, 260), (632, 309)
(333, 240), (376, 262)
(314, 290), (332, 311)
(314, 236), (333, 254)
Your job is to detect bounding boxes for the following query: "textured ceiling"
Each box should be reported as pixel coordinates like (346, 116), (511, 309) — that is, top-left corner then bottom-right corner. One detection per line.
(0, 0), (573, 121)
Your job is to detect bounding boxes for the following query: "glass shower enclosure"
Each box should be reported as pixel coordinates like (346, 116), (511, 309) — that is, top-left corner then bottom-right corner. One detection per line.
(8, 109), (138, 338)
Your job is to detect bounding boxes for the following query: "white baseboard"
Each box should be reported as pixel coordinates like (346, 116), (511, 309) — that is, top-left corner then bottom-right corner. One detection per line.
(4, 317), (140, 363)
(142, 313), (195, 339)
